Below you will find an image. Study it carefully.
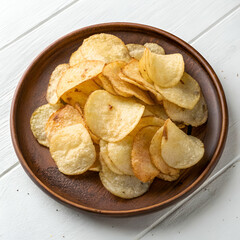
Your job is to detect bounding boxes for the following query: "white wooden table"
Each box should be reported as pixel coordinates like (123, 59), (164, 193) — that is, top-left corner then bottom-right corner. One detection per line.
(1, 0), (240, 239)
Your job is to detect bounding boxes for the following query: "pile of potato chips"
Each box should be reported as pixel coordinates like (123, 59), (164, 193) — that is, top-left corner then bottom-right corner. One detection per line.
(30, 33), (208, 199)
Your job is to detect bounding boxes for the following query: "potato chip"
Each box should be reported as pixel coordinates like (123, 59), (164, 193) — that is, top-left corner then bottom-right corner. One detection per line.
(84, 90), (145, 142)
(99, 157), (151, 199)
(149, 126), (180, 175)
(45, 104), (82, 141)
(144, 43), (165, 55)
(69, 47), (86, 66)
(126, 44), (145, 60)
(131, 126), (160, 182)
(80, 33), (131, 63)
(61, 79), (101, 108)
(143, 48), (184, 87)
(144, 104), (168, 120)
(130, 116), (165, 137)
(57, 60), (105, 99)
(155, 72), (201, 109)
(157, 172), (180, 182)
(89, 144), (101, 172)
(49, 123), (96, 175)
(98, 73), (117, 95)
(161, 119), (204, 169)
(120, 59), (163, 101)
(30, 103), (62, 147)
(46, 64), (69, 104)
(93, 76), (104, 88)
(139, 48), (153, 83)
(108, 136), (134, 176)
(163, 93), (208, 126)
(103, 61), (154, 105)
(100, 140), (123, 175)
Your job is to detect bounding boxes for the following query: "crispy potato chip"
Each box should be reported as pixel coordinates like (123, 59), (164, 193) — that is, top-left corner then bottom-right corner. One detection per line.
(126, 44), (145, 60)
(108, 136), (134, 176)
(127, 43), (165, 61)
(120, 59), (163, 101)
(144, 104), (168, 120)
(163, 93), (208, 126)
(93, 76), (104, 88)
(61, 79), (101, 108)
(69, 47), (86, 66)
(30, 103), (62, 147)
(161, 119), (204, 169)
(49, 123), (96, 175)
(130, 116), (165, 137)
(149, 126), (180, 175)
(131, 126), (160, 182)
(100, 140), (123, 175)
(89, 144), (101, 172)
(80, 33), (131, 63)
(139, 48), (153, 83)
(103, 61), (154, 105)
(57, 60), (105, 99)
(144, 43), (165, 55)
(46, 64), (69, 104)
(98, 73), (117, 95)
(155, 72), (201, 109)
(157, 172), (180, 182)
(45, 104), (82, 140)
(84, 90), (145, 142)
(99, 157), (151, 199)
(143, 48), (184, 87)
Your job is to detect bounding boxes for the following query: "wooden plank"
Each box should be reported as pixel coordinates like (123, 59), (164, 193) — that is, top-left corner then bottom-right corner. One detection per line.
(0, 0), (77, 49)
(0, 0), (239, 176)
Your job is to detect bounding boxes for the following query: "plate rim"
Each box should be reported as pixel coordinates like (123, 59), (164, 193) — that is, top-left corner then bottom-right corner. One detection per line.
(10, 22), (228, 216)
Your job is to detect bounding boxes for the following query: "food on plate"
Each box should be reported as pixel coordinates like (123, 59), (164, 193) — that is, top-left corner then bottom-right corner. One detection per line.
(30, 33), (208, 199)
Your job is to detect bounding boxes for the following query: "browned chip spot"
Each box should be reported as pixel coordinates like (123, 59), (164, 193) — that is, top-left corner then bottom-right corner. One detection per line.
(74, 88), (81, 92)
(108, 104), (113, 110)
(180, 79), (184, 84)
(66, 97), (72, 102)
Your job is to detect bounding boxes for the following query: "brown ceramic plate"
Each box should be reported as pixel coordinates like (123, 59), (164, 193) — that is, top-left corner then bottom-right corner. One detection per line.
(10, 23), (228, 216)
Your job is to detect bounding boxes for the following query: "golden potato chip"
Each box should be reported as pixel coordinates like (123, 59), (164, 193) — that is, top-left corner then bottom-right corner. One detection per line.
(98, 73), (117, 95)
(89, 144), (101, 172)
(163, 93), (208, 126)
(120, 59), (163, 101)
(131, 126), (160, 182)
(143, 48), (184, 87)
(99, 157), (151, 199)
(30, 103), (62, 147)
(157, 172), (180, 182)
(57, 60), (105, 99)
(130, 116), (165, 137)
(93, 76), (104, 88)
(155, 72), (201, 109)
(69, 47), (86, 66)
(149, 126), (180, 176)
(61, 79), (101, 108)
(45, 104), (82, 141)
(108, 136), (134, 176)
(80, 33), (131, 63)
(49, 123), (96, 175)
(100, 140), (123, 175)
(139, 48), (153, 83)
(161, 119), (204, 169)
(144, 104), (168, 120)
(46, 64), (69, 104)
(144, 43), (165, 55)
(103, 61), (154, 105)
(84, 90), (145, 142)
(126, 43), (145, 60)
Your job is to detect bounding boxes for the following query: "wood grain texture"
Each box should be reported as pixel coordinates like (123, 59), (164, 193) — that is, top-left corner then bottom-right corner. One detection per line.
(0, 0), (238, 176)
